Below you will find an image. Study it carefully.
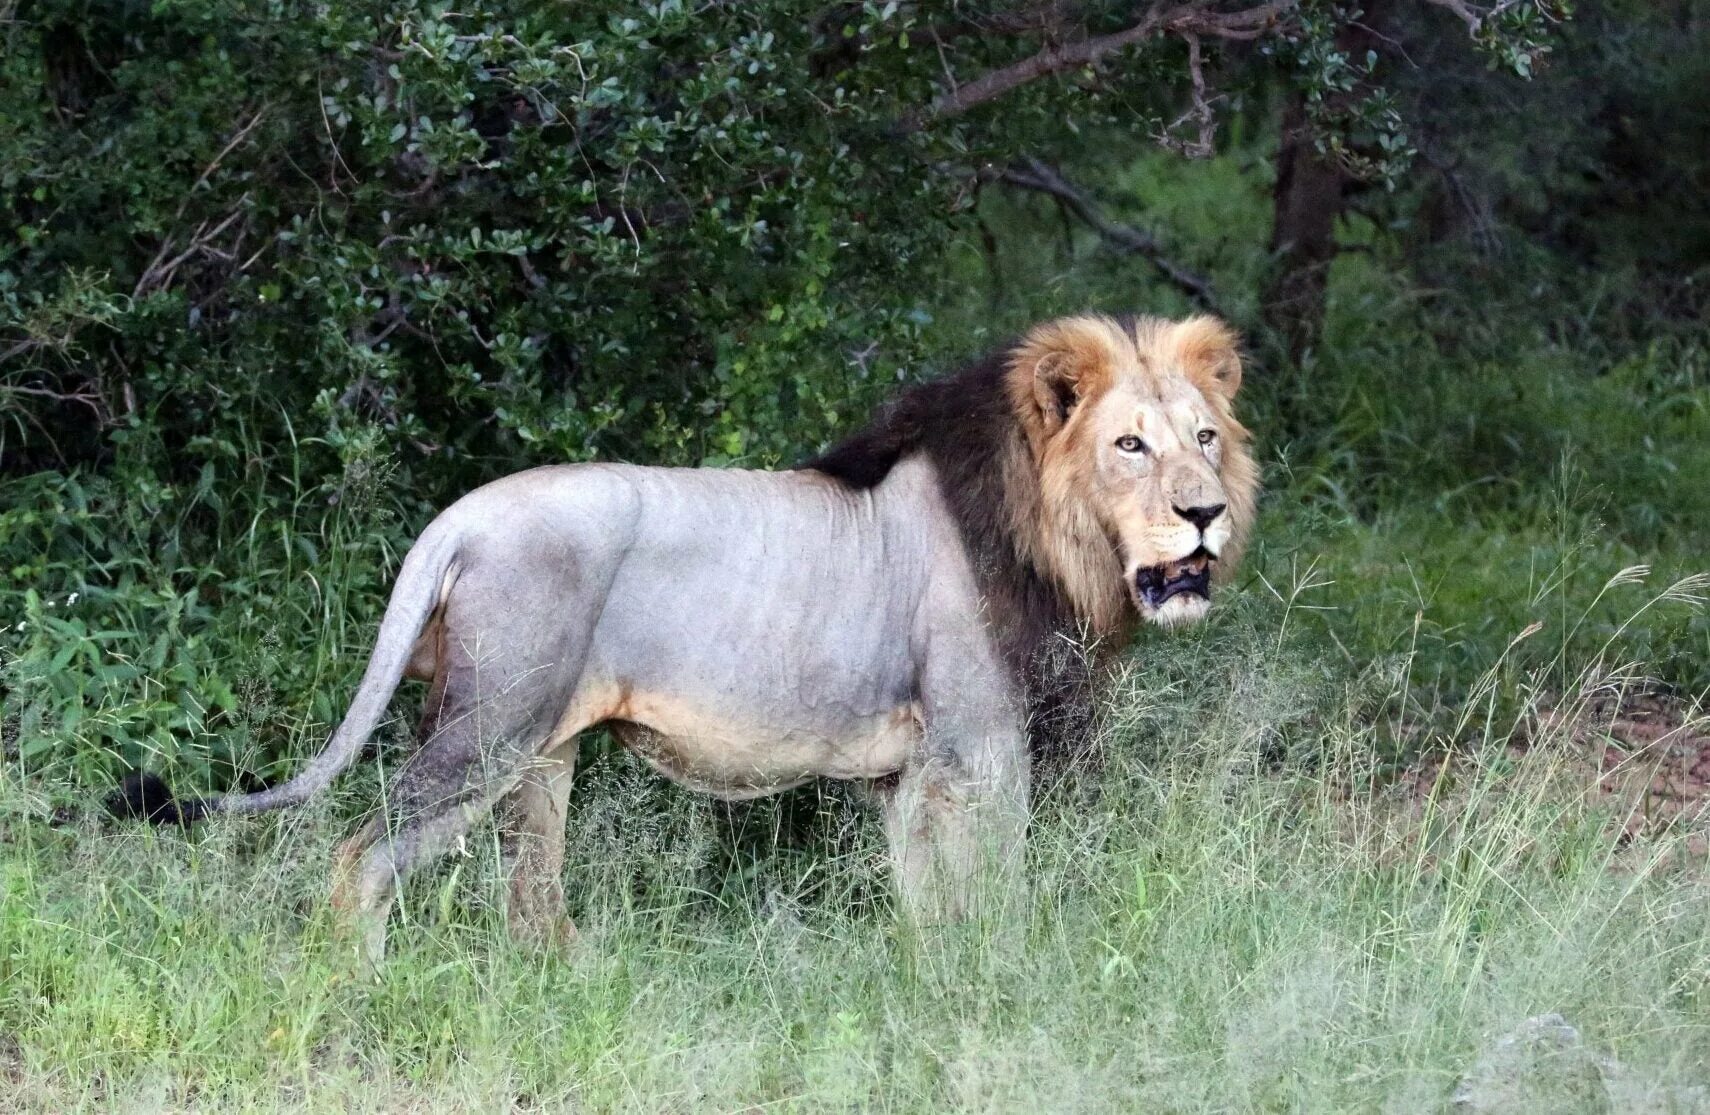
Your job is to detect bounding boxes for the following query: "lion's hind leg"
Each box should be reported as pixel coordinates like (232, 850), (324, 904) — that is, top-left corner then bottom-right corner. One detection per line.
(328, 731), (519, 964)
(496, 743), (579, 949)
(327, 645), (581, 964)
(327, 500), (631, 964)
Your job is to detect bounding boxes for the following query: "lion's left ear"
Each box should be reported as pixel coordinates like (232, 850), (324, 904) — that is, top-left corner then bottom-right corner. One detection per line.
(1009, 316), (1118, 437)
(1171, 315), (1243, 401)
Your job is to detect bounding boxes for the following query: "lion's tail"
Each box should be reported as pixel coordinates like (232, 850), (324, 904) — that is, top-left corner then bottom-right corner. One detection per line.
(107, 524), (459, 826)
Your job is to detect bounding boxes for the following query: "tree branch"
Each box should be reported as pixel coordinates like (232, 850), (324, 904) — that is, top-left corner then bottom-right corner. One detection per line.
(987, 158), (1219, 311)
(902, 1), (1298, 130)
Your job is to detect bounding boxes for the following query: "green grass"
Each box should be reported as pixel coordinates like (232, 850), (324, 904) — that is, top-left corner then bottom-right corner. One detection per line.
(4, 573), (1709, 1112)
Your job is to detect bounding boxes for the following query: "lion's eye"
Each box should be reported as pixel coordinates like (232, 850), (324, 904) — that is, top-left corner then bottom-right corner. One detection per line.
(1197, 429), (1217, 446)
(1115, 435), (1147, 454)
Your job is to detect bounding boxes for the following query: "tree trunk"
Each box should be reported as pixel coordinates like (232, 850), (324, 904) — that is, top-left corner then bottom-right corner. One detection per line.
(1263, 93), (1346, 364)
(1262, 8), (1390, 364)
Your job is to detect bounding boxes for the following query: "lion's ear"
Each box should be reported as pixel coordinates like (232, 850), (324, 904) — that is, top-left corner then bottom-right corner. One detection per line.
(1172, 315), (1243, 401)
(1031, 351), (1085, 430)
(1011, 318), (1116, 436)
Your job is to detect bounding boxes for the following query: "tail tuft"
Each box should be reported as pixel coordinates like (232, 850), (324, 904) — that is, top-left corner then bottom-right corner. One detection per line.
(106, 770), (206, 826)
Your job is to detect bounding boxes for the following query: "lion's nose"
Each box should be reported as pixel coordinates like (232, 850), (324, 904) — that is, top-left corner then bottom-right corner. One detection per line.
(1173, 502), (1226, 532)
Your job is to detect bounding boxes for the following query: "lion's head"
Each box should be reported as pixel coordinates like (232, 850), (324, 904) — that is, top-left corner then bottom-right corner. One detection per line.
(1007, 314), (1259, 631)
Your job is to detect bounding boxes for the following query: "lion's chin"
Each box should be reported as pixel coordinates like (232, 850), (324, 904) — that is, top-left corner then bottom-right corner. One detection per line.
(1140, 592), (1211, 629)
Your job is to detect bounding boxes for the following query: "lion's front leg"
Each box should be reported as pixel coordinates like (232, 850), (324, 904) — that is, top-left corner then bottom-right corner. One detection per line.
(883, 646), (1029, 926)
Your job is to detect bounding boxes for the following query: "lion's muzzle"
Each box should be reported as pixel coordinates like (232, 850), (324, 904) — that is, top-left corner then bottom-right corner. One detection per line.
(1134, 547), (1214, 611)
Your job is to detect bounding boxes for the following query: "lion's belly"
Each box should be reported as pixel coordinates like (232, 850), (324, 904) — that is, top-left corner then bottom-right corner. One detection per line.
(603, 693), (922, 800)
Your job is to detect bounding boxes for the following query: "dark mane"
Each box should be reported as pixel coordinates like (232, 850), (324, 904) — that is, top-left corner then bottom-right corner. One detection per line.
(802, 350), (1011, 491)
(800, 347), (1100, 760)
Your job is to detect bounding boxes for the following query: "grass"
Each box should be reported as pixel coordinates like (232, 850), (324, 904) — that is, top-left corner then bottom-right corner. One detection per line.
(4, 567), (1710, 1112)
(6, 368), (1710, 1114)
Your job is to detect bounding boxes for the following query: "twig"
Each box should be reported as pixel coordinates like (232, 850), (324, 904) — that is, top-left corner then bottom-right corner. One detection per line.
(132, 203), (248, 299)
(0, 338), (41, 365)
(316, 75), (355, 192)
(1420, 0), (1482, 31)
(1, 381), (108, 421)
(1154, 33), (1217, 158)
(179, 108), (268, 218)
(987, 158), (1219, 310)
(1418, 0), (1533, 34)
(515, 253), (547, 291)
(1349, 20), (1418, 67)
(127, 110), (267, 301)
(895, 0), (1530, 134)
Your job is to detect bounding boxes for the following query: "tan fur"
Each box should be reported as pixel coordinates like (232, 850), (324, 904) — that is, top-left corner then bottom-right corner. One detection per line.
(610, 690), (922, 799)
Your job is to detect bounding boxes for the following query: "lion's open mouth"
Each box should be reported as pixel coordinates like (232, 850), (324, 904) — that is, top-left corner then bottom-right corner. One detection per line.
(1135, 548), (1214, 610)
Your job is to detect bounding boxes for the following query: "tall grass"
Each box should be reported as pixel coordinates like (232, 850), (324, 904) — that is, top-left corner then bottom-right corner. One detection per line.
(3, 571), (1706, 1112)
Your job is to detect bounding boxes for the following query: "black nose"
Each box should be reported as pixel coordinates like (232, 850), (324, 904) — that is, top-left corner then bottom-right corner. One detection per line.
(1174, 502), (1226, 532)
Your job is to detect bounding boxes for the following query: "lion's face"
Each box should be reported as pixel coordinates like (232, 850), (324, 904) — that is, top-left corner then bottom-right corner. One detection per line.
(1077, 374), (1238, 627)
(1009, 314), (1259, 631)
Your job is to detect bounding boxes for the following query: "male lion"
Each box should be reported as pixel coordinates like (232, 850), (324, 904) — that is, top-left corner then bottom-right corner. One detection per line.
(113, 313), (1258, 960)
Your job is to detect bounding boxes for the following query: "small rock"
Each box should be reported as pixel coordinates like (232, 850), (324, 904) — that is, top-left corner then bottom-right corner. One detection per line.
(1452, 1013), (1614, 1114)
